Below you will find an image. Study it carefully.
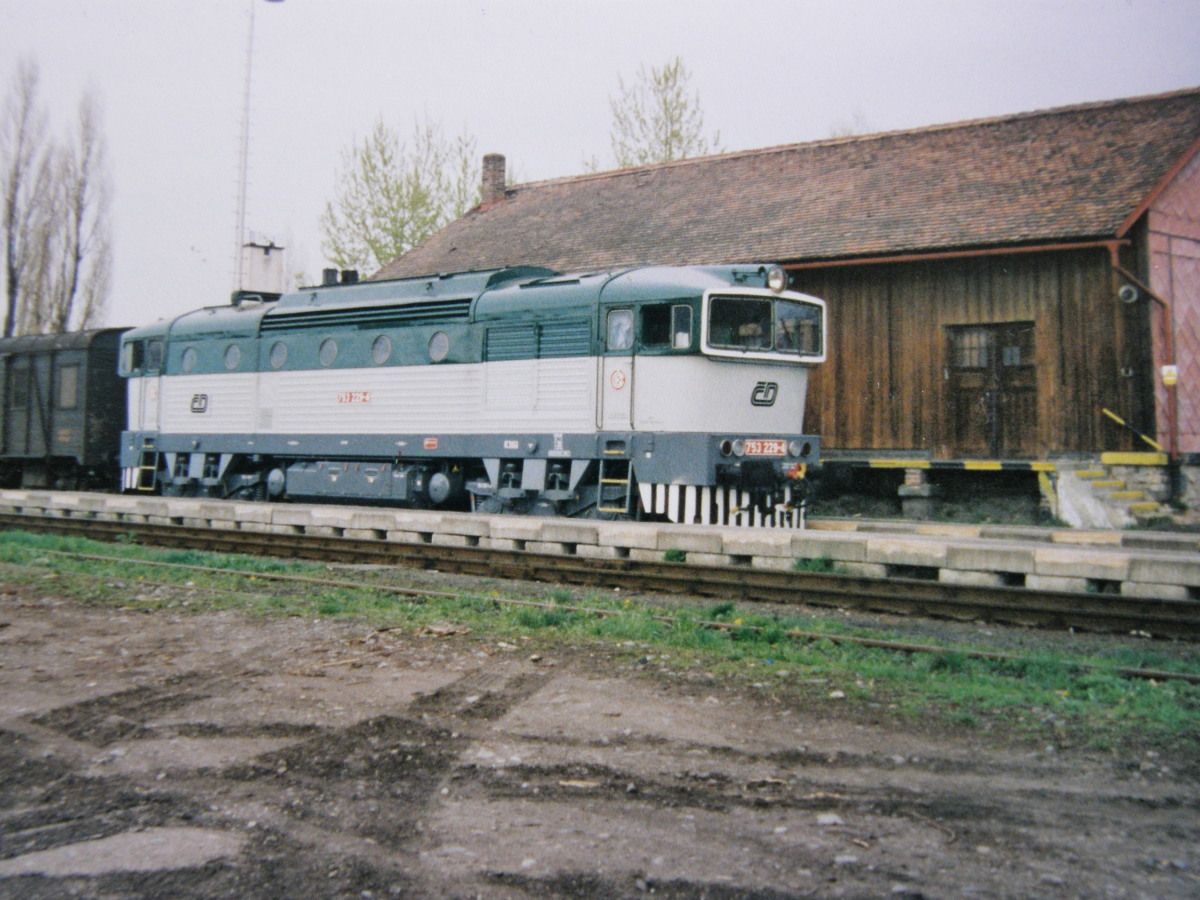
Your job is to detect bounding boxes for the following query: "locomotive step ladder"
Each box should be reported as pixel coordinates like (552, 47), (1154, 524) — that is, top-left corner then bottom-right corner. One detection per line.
(597, 454), (633, 515)
(135, 441), (160, 492)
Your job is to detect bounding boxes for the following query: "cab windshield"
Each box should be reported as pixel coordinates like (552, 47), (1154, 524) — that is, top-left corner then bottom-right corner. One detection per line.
(708, 295), (822, 357)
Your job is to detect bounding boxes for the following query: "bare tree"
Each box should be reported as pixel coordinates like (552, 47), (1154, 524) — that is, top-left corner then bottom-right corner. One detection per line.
(320, 118), (479, 275)
(1, 59), (48, 337)
(607, 57), (722, 168)
(829, 110), (872, 139)
(42, 92), (112, 332)
(1, 60), (111, 336)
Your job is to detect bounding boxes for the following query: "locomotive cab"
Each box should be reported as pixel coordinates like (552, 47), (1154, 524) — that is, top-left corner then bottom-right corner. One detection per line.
(595, 265), (824, 523)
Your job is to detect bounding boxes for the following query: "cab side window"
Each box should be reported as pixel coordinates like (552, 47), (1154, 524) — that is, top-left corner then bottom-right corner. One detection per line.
(145, 339), (164, 372)
(121, 339), (164, 375)
(641, 303), (692, 350)
(607, 309), (633, 351)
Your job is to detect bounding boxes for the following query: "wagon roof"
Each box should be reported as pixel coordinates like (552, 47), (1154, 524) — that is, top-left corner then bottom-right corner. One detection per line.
(0, 327), (127, 354)
(375, 86), (1200, 278)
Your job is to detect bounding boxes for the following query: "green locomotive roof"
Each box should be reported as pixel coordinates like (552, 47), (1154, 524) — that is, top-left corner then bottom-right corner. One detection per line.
(120, 262), (787, 350)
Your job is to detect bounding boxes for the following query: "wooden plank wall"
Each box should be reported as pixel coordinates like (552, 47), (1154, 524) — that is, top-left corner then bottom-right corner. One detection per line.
(795, 248), (1150, 457)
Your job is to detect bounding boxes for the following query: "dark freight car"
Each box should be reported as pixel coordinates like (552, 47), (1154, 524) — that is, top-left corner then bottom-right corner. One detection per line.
(0, 328), (127, 488)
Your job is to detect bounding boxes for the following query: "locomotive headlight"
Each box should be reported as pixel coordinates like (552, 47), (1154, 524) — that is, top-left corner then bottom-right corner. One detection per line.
(766, 265), (788, 293)
(719, 439), (734, 457)
(731, 439), (746, 457)
(788, 440), (803, 457)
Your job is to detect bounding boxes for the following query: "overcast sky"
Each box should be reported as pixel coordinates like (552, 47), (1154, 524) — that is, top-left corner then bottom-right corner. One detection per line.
(3, 0), (1199, 329)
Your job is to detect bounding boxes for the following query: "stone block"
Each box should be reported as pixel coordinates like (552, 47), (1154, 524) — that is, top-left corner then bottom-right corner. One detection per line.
(1033, 547), (1129, 580)
(946, 542), (1036, 574)
(540, 521), (600, 545)
(1120, 581), (1191, 601)
(865, 538), (948, 568)
(939, 569), (1005, 587)
(344, 528), (386, 541)
(435, 513), (491, 537)
(914, 523), (981, 539)
(1049, 530), (1121, 546)
(308, 509), (353, 532)
(597, 522), (660, 551)
(525, 540), (577, 556)
(270, 507), (313, 528)
(1126, 555), (1200, 587)
(387, 530), (429, 544)
(346, 510), (402, 533)
(655, 526), (723, 554)
(750, 555), (795, 571)
(807, 520), (861, 532)
(575, 544), (627, 560)
(979, 526), (1052, 543)
(791, 532), (867, 563)
(391, 510), (446, 533)
(1026, 574), (1089, 593)
(489, 518), (546, 542)
(431, 533), (473, 547)
(305, 526), (343, 537)
(720, 531), (794, 559)
(838, 562), (888, 579)
(686, 551), (735, 567)
(629, 548), (665, 563)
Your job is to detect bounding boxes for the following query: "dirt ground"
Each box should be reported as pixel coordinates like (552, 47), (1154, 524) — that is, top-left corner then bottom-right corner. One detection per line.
(1, 587), (1197, 899)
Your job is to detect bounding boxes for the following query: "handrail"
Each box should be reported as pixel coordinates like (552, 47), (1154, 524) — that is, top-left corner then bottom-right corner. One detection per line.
(1100, 406), (1164, 452)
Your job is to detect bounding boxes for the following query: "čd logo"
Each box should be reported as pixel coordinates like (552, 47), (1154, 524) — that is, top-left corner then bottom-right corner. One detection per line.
(751, 382), (778, 407)
(190, 394), (209, 414)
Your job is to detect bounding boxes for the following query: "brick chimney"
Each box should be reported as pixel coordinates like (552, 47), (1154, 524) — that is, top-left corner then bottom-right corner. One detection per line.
(481, 153), (506, 205)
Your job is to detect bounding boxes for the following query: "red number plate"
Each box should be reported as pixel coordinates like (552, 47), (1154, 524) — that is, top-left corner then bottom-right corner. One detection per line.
(744, 439), (787, 457)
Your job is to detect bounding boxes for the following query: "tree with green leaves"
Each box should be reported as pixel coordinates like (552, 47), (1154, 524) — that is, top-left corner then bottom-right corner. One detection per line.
(320, 118), (479, 275)
(606, 57), (722, 168)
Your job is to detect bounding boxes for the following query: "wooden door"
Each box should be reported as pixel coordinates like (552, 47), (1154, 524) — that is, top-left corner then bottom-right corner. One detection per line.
(947, 323), (1036, 457)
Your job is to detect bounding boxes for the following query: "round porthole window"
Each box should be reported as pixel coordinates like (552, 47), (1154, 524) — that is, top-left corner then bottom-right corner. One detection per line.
(371, 334), (392, 365)
(428, 331), (449, 363)
(224, 344), (241, 371)
(269, 341), (288, 369)
(319, 338), (338, 367)
(181, 346), (198, 374)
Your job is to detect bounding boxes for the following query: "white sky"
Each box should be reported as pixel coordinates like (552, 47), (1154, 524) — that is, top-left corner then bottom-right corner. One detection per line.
(3, 0), (1199, 329)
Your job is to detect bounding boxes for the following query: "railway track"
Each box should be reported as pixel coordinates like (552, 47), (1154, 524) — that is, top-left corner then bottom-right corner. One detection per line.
(1, 511), (1198, 640)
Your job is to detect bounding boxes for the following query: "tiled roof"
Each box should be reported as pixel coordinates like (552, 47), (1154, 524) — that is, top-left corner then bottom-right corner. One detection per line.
(375, 88), (1200, 280)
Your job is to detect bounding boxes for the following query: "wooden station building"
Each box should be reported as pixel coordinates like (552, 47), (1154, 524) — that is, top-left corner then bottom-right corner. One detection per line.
(376, 89), (1200, 478)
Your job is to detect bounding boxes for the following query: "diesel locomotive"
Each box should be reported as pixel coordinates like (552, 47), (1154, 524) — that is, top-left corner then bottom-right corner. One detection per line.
(9, 263), (827, 527)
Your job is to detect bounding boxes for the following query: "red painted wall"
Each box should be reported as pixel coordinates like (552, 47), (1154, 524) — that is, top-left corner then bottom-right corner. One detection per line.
(1148, 148), (1200, 454)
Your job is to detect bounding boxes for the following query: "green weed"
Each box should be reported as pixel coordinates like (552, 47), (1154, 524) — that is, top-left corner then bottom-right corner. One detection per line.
(793, 555), (835, 573)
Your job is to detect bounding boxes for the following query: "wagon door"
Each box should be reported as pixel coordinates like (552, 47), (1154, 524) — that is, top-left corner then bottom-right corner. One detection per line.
(598, 308), (634, 431)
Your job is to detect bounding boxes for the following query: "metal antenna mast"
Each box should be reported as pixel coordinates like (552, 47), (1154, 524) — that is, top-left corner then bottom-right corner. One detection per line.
(232, 0), (259, 291)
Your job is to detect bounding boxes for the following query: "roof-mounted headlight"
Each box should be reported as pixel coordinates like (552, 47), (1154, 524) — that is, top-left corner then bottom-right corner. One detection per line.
(766, 266), (788, 293)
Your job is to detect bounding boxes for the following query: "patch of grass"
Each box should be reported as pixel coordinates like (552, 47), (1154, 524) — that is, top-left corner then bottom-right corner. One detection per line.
(793, 555), (836, 573)
(0, 529), (1197, 752)
(663, 548), (687, 563)
(705, 601), (737, 620)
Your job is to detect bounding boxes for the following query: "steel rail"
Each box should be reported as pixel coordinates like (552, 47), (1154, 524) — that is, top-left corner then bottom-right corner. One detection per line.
(0, 512), (1197, 640)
